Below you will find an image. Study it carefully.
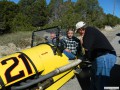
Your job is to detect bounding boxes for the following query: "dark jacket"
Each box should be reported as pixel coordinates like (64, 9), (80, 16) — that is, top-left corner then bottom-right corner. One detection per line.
(83, 27), (116, 61)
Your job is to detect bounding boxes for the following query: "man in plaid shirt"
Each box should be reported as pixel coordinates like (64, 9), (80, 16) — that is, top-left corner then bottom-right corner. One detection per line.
(62, 29), (81, 60)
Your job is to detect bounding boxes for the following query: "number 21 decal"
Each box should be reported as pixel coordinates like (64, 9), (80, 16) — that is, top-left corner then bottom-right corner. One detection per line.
(1, 54), (32, 83)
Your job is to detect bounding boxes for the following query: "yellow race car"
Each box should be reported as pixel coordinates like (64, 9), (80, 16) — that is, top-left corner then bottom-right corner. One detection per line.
(0, 26), (82, 90)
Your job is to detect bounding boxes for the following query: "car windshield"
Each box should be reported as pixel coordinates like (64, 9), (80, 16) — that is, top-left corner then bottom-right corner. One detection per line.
(31, 27), (66, 47)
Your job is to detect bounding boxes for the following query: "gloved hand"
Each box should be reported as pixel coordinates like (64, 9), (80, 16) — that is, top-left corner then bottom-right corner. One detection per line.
(79, 60), (92, 69)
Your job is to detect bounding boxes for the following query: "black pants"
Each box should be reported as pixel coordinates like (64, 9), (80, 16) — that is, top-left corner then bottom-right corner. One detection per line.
(110, 64), (120, 86)
(75, 67), (91, 90)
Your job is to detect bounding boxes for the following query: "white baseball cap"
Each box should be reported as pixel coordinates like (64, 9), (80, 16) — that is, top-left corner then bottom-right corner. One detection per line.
(75, 21), (86, 32)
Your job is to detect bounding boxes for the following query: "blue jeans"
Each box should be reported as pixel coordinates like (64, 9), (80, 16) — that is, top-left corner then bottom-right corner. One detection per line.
(63, 50), (76, 60)
(90, 53), (116, 90)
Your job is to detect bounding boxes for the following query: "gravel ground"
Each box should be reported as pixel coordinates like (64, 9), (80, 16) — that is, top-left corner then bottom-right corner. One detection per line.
(111, 36), (120, 57)
(59, 76), (82, 90)
(103, 28), (120, 63)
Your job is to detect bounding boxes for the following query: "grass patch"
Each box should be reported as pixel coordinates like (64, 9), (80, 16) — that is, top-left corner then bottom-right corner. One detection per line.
(0, 31), (32, 48)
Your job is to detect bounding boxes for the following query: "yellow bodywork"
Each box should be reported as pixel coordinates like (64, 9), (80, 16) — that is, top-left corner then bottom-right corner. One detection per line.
(0, 44), (74, 90)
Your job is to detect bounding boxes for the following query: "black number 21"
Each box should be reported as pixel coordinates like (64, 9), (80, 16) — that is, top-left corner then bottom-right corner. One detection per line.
(1, 54), (32, 83)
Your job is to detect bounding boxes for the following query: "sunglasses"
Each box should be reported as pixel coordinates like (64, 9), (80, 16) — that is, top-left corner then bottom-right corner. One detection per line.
(78, 28), (85, 31)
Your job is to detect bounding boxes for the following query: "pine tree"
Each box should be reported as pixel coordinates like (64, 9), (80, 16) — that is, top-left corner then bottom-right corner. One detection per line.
(18, 0), (36, 14)
(48, 0), (64, 22)
(0, 1), (19, 33)
(18, 0), (48, 27)
(29, 0), (48, 26)
(60, 0), (82, 28)
(74, 0), (105, 27)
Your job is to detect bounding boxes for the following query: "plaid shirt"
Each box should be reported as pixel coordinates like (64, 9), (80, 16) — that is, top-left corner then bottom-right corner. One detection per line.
(62, 36), (79, 55)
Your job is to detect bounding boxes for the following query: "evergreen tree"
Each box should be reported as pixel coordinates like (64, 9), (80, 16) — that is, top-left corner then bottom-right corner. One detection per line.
(74, 0), (105, 28)
(18, 0), (36, 12)
(30, 0), (48, 26)
(60, 0), (81, 28)
(11, 13), (35, 32)
(75, 0), (87, 20)
(18, 0), (48, 27)
(0, 1), (19, 33)
(48, 0), (64, 22)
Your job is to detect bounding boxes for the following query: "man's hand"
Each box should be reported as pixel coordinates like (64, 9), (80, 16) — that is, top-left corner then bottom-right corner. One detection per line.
(65, 49), (71, 52)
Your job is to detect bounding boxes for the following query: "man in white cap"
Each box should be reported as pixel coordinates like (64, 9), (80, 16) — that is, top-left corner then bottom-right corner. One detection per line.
(76, 21), (86, 45)
(76, 21), (117, 90)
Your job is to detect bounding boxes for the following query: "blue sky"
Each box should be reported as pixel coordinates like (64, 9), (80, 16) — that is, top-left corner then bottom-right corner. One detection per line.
(10, 0), (120, 18)
(98, 0), (120, 18)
